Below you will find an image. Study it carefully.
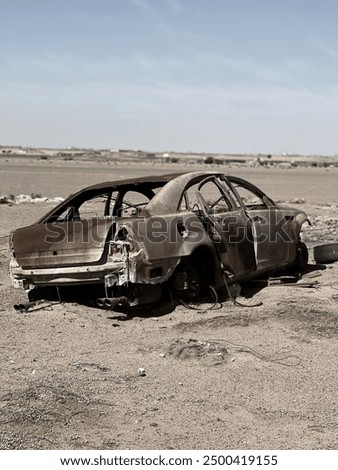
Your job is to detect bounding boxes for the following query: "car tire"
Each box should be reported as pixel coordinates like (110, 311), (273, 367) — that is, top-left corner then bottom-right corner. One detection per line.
(313, 243), (338, 264)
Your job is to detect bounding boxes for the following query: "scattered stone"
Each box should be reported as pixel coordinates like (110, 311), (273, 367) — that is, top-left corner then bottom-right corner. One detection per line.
(138, 367), (146, 377)
(0, 193), (64, 205)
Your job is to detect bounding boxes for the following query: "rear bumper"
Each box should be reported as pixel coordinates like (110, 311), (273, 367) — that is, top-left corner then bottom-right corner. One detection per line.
(9, 251), (179, 289)
(10, 257), (125, 288)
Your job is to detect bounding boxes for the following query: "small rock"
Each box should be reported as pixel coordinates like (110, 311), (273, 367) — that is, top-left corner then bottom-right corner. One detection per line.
(138, 367), (146, 377)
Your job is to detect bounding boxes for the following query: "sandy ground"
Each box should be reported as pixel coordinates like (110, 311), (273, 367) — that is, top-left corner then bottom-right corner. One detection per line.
(0, 157), (337, 450)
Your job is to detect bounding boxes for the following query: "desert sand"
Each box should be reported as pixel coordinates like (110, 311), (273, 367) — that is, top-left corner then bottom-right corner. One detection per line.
(0, 155), (337, 450)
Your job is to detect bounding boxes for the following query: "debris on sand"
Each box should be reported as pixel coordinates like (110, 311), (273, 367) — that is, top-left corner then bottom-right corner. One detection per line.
(163, 338), (229, 365)
(70, 362), (110, 373)
(290, 197), (306, 204)
(138, 367), (146, 377)
(0, 194), (64, 205)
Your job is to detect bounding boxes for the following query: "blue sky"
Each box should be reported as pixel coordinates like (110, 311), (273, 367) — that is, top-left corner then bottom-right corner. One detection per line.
(1, 0), (338, 155)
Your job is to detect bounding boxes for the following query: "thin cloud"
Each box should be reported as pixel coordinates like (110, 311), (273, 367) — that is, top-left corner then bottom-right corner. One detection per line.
(131, 0), (157, 14)
(165, 0), (185, 13)
(311, 39), (338, 61)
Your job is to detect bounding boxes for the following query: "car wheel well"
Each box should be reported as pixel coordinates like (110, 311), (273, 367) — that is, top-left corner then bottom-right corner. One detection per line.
(171, 245), (217, 300)
(184, 244), (216, 275)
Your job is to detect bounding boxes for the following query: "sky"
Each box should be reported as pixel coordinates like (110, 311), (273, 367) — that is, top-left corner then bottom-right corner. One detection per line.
(1, 0), (338, 155)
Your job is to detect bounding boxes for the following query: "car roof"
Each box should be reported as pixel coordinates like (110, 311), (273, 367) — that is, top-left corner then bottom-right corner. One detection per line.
(38, 171), (258, 222)
(74, 172), (184, 193)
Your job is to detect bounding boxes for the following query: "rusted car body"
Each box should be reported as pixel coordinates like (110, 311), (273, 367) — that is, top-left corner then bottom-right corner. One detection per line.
(10, 172), (309, 307)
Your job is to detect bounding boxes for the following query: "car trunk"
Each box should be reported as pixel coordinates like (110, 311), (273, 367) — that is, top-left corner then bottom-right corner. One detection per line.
(11, 219), (114, 268)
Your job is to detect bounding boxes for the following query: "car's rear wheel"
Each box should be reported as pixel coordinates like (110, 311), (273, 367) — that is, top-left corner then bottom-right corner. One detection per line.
(171, 248), (216, 304)
(314, 243), (338, 264)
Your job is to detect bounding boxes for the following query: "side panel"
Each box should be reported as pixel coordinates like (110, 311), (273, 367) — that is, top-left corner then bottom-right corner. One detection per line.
(135, 212), (214, 260)
(248, 208), (304, 270)
(117, 213), (217, 284)
(212, 210), (256, 276)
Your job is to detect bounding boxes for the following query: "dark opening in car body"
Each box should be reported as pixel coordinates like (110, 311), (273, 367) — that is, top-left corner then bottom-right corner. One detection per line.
(10, 171), (309, 307)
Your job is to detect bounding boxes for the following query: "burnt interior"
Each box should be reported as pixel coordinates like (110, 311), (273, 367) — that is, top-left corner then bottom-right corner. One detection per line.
(42, 180), (171, 224)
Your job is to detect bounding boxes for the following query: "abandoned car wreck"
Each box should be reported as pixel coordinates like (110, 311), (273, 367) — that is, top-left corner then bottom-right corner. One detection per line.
(9, 171), (309, 309)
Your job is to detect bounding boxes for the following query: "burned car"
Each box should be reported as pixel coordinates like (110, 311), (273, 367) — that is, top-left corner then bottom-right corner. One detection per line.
(10, 172), (309, 308)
